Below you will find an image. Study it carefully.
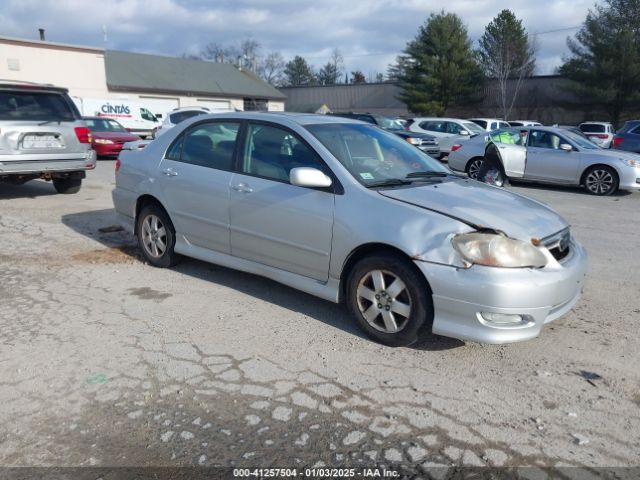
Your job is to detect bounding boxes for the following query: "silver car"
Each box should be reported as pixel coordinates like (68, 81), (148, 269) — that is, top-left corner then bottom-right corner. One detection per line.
(113, 113), (587, 346)
(448, 127), (640, 195)
(0, 81), (96, 193)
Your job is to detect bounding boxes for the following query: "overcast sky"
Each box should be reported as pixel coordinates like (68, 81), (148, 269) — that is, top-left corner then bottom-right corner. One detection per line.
(1, 0), (596, 77)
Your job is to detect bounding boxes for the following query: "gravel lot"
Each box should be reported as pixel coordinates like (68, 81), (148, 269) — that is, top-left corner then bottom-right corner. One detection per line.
(1, 160), (639, 475)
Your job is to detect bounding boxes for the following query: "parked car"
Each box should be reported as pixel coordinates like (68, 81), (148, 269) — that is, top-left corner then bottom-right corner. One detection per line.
(448, 126), (640, 195)
(113, 113), (587, 346)
(555, 125), (594, 142)
(468, 118), (510, 131)
(0, 81), (96, 193)
(154, 106), (234, 138)
(508, 120), (542, 127)
(72, 97), (159, 138)
(327, 112), (439, 158)
(83, 117), (141, 158)
(579, 122), (614, 148)
(406, 117), (485, 157)
(612, 120), (640, 153)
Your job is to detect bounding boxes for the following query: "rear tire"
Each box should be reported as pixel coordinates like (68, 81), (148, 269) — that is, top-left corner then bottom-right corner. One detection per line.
(346, 252), (433, 347)
(52, 178), (81, 194)
(583, 166), (618, 195)
(466, 158), (483, 179)
(136, 204), (181, 268)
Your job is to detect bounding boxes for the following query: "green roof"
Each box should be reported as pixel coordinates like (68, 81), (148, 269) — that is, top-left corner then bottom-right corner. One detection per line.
(104, 50), (285, 100)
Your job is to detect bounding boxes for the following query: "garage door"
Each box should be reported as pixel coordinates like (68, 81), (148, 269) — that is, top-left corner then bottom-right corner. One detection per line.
(196, 99), (232, 110)
(138, 96), (180, 119)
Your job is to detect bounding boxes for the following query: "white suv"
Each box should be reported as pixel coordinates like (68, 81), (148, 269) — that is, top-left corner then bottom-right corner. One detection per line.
(579, 122), (614, 148)
(407, 117), (486, 157)
(154, 106), (234, 138)
(468, 118), (511, 131)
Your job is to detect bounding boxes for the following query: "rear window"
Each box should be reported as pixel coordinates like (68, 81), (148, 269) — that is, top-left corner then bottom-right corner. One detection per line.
(0, 90), (77, 121)
(169, 110), (206, 125)
(84, 118), (126, 132)
(472, 120), (487, 129)
(580, 124), (606, 133)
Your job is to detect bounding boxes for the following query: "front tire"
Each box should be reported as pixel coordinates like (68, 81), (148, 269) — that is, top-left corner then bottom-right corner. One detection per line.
(583, 166), (618, 195)
(346, 253), (433, 347)
(136, 205), (181, 267)
(52, 177), (81, 194)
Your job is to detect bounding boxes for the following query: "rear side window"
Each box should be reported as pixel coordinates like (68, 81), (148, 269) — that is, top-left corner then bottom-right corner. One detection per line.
(446, 122), (463, 134)
(167, 121), (240, 170)
(169, 110), (206, 125)
(630, 125), (640, 135)
(0, 90), (77, 121)
(580, 124), (605, 133)
(420, 120), (446, 132)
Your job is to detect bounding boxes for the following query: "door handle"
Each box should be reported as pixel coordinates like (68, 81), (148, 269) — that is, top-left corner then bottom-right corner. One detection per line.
(231, 183), (253, 193)
(162, 168), (178, 176)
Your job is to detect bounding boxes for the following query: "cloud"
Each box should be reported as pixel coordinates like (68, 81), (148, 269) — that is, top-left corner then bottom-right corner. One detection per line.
(1, 0), (593, 75)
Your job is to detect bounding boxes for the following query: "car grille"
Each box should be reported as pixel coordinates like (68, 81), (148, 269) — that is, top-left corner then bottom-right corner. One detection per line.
(541, 228), (571, 262)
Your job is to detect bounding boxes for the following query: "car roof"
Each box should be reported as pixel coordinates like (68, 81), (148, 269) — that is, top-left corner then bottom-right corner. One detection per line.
(409, 117), (474, 122)
(0, 80), (69, 93)
(580, 121), (612, 125)
(171, 106), (210, 112)
(184, 111), (366, 126)
(469, 118), (506, 122)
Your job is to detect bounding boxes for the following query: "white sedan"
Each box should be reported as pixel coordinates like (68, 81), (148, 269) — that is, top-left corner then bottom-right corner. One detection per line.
(448, 127), (640, 195)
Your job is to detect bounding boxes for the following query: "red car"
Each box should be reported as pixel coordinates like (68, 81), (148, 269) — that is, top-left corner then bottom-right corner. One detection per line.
(83, 117), (140, 158)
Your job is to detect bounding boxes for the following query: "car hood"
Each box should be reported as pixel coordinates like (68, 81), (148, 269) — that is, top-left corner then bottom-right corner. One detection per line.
(92, 131), (140, 142)
(586, 148), (640, 160)
(378, 179), (569, 240)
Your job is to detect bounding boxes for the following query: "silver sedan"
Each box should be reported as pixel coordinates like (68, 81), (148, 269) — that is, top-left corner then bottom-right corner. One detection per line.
(113, 113), (587, 346)
(448, 126), (640, 195)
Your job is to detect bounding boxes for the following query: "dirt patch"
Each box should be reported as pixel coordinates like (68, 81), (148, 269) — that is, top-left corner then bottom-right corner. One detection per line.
(71, 246), (140, 264)
(128, 287), (172, 301)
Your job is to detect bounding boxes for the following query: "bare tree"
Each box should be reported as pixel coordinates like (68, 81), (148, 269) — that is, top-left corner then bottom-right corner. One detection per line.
(478, 10), (537, 120)
(240, 37), (261, 71)
(201, 42), (239, 63)
(258, 51), (286, 86)
(330, 48), (345, 83)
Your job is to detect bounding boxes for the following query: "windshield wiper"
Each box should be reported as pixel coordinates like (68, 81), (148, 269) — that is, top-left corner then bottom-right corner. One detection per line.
(405, 171), (449, 178)
(38, 117), (65, 126)
(366, 178), (413, 188)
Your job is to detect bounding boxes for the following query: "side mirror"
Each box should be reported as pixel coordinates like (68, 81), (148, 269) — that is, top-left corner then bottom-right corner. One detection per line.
(459, 130), (470, 136)
(289, 167), (332, 188)
(560, 143), (573, 152)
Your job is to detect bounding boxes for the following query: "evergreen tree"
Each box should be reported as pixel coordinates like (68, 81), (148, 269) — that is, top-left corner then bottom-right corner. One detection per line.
(284, 56), (316, 86)
(559, 0), (640, 127)
(477, 9), (536, 120)
(392, 11), (483, 115)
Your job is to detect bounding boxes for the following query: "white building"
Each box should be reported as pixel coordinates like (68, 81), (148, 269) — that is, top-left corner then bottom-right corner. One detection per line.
(0, 35), (286, 117)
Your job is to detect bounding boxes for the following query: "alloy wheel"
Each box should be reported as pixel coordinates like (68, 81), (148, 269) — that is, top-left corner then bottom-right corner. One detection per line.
(141, 214), (167, 258)
(586, 169), (614, 194)
(356, 269), (412, 334)
(468, 159), (483, 179)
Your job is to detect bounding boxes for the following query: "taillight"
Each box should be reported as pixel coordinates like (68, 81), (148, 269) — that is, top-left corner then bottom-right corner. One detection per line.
(74, 126), (92, 143)
(115, 159), (121, 172)
(613, 136), (624, 148)
(451, 144), (462, 152)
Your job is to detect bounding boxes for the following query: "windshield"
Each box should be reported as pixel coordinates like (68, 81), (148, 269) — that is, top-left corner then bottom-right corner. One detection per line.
(0, 90), (77, 121)
(306, 123), (450, 186)
(462, 122), (485, 134)
(170, 110), (207, 125)
(377, 116), (404, 131)
(564, 130), (600, 149)
(84, 118), (126, 132)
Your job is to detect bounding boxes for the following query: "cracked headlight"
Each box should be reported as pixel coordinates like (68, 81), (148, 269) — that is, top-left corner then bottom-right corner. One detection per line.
(452, 233), (547, 268)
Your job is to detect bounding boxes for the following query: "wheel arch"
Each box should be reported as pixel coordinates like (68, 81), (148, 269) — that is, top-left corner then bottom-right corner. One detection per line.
(338, 242), (432, 303)
(465, 156), (484, 174)
(135, 194), (171, 230)
(579, 163), (621, 186)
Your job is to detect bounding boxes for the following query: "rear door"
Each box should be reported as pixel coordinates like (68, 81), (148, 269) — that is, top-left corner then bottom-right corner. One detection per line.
(524, 130), (581, 182)
(228, 122), (335, 281)
(157, 120), (241, 253)
(489, 130), (526, 177)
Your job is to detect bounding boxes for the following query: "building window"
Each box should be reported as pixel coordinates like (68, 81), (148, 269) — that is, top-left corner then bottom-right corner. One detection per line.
(243, 98), (268, 111)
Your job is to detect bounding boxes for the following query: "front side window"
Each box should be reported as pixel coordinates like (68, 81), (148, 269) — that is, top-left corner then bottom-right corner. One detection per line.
(242, 124), (324, 183)
(306, 123), (449, 186)
(529, 130), (563, 150)
(140, 108), (158, 122)
(446, 122), (463, 134)
(169, 122), (240, 170)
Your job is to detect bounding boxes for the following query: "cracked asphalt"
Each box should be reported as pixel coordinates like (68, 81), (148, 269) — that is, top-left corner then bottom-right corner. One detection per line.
(1, 160), (639, 477)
